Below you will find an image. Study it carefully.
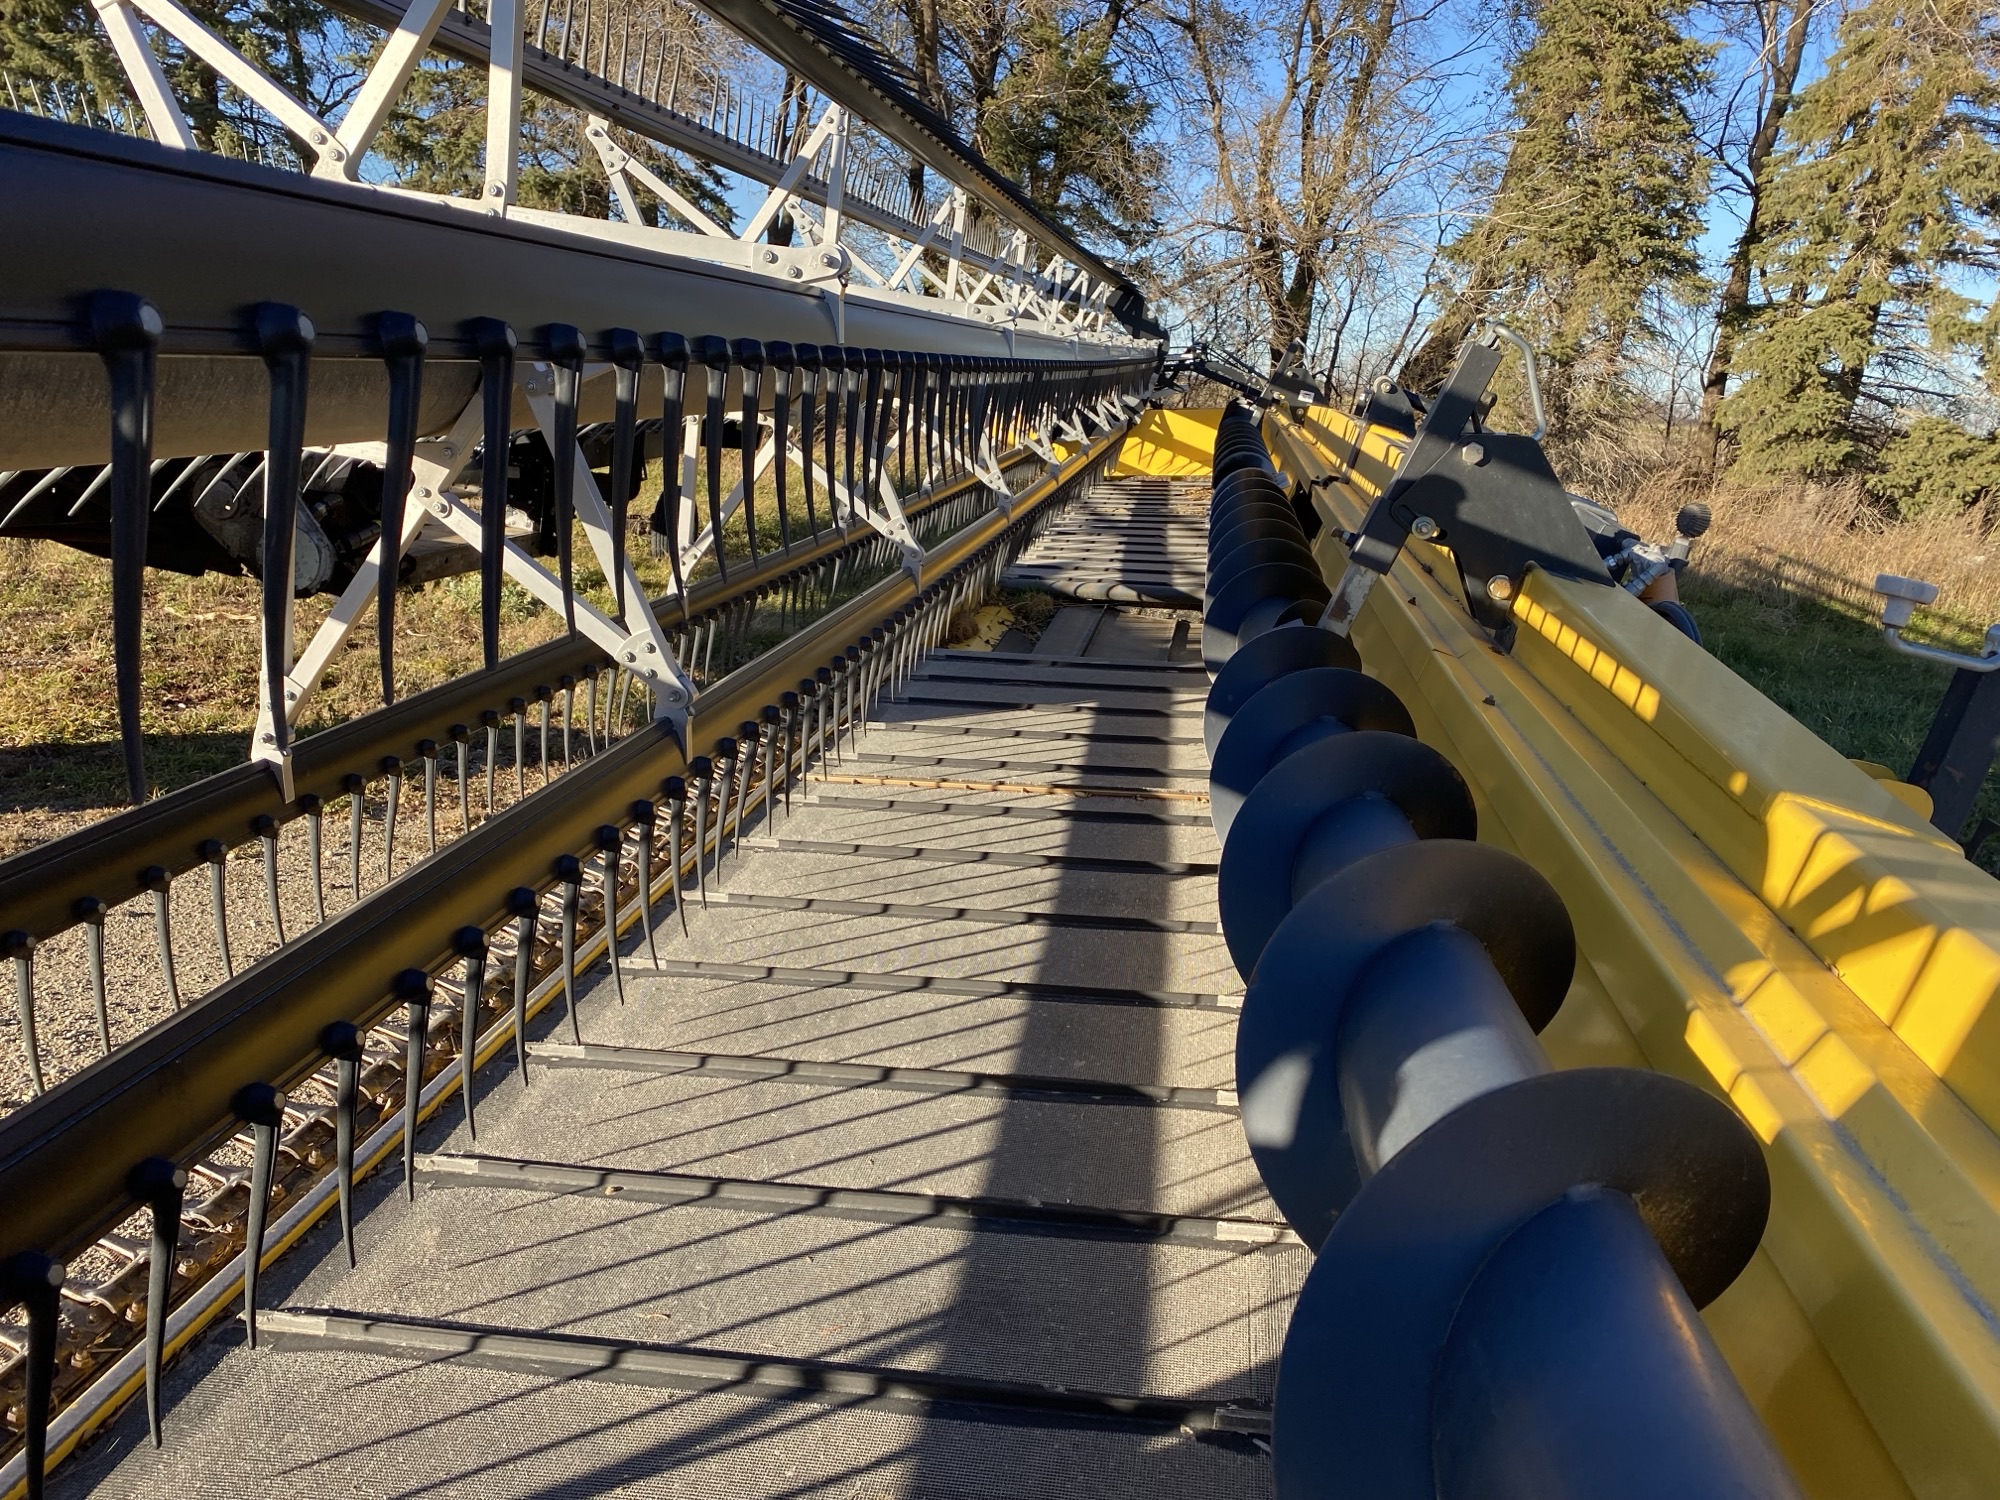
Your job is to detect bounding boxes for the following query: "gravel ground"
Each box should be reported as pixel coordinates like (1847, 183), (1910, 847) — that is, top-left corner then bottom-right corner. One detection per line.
(0, 715), (640, 1114)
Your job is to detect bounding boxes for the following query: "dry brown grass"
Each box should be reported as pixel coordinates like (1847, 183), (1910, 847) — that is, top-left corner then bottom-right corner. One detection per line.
(0, 445), (903, 853)
(1549, 427), (2000, 853)
(1591, 461), (1998, 644)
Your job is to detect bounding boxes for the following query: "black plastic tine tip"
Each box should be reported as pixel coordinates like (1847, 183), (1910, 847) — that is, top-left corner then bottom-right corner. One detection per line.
(394, 968), (432, 1200)
(452, 926), (489, 1139)
(320, 1020), (364, 1269)
(506, 886), (539, 1088)
(230, 1081), (286, 1348)
(629, 800), (659, 963)
(126, 1154), (187, 1447)
(554, 855), (584, 1043)
(3, 1248), (65, 1500)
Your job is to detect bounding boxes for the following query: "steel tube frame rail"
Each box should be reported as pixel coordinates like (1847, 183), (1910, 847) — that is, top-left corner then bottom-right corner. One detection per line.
(320, 0), (1132, 305)
(0, 115), (1147, 468)
(0, 426), (1116, 1282)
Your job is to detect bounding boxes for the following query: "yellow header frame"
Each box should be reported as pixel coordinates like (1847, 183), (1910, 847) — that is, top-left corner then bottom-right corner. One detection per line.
(1266, 404), (2000, 1500)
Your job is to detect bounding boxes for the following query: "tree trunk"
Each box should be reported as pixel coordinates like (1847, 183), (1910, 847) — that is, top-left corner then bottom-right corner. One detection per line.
(1396, 266), (1495, 393)
(1698, 0), (1816, 456)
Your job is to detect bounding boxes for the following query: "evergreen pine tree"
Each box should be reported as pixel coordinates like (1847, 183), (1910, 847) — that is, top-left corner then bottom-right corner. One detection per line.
(1720, 0), (2000, 481)
(1397, 0), (1711, 426)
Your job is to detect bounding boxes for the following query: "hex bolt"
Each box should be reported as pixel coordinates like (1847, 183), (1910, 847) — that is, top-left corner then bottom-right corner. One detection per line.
(1461, 441), (1486, 465)
(1487, 574), (1515, 602)
(1411, 516), (1440, 541)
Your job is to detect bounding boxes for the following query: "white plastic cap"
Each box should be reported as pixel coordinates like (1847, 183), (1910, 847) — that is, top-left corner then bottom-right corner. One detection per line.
(1875, 573), (1940, 629)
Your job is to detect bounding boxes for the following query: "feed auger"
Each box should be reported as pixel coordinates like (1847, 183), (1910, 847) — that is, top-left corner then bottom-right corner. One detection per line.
(1, 3), (1997, 1498)
(1200, 399), (1795, 1497)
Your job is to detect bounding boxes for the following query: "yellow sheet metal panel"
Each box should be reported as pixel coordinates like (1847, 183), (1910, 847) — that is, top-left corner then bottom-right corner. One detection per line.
(1706, 1251), (1918, 1500)
(1280, 403), (1404, 496)
(1512, 572), (2000, 1138)
(1106, 406), (1222, 477)
(1267, 411), (2000, 1500)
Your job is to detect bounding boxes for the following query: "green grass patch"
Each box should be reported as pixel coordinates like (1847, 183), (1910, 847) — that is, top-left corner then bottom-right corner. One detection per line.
(1682, 572), (2000, 867)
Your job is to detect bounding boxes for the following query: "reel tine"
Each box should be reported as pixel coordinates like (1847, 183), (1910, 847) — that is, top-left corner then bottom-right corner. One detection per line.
(768, 341), (794, 548)
(232, 1081), (286, 1346)
(733, 338), (764, 565)
(507, 887), (539, 1086)
(556, 855), (584, 1044)
(469, 319), (517, 669)
(761, 704), (781, 823)
(451, 724), (471, 832)
(860, 347), (885, 507)
(253, 304), (314, 775)
(650, 333), (690, 615)
(453, 927), (489, 1139)
(395, 968), (431, 1201)
(711, 738), (737, 873)
(664, 777), (689, 936)
(127, 1156), (187, 1445)
(732, 722), (759, 855)
(419, 739), (439, 852)
(340, 774), (364, 899)
(482, 709), (501, 810)
(795, 345), (821, 540)
(373, 312), (427, 705)
(896, 349), (916, 494)
(510, 697), (527, 801)
(319, 1021), (363, 1268)
(89, 291), (162, 805)
(606, 328), (643, 623)
(631, 800), (660, 964)
(141, 865), (183, 1009)
(814, 667), (834, 775)
(75, 897), (110, 1055)
(540, 692), (556, 788)
(841, 348), (861, 522)
(6, 931), (42, 1094)
(783, 690), (804, 817)
(200, 838), (233, 977)
(381, 755), (402, 881)
(595, 826), (626, 1005)
(689, 757), (712, 909)
(544, 322), (586, 638)
(296, 792), (324, 924)
(692, 335), (731, 583)
(253, 813), (284, 945)
(3, 1250), (64, 1500)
